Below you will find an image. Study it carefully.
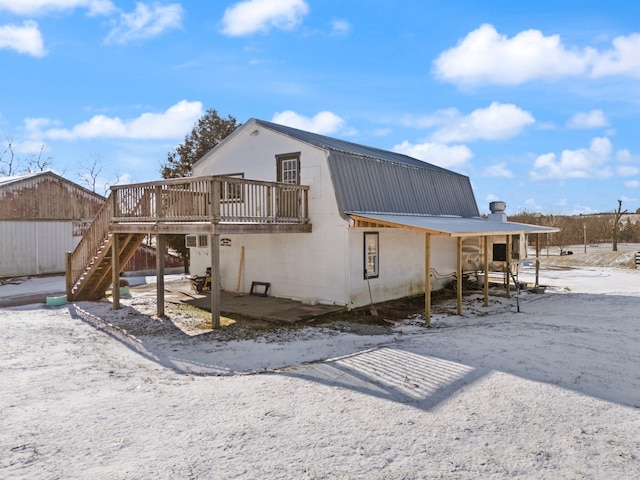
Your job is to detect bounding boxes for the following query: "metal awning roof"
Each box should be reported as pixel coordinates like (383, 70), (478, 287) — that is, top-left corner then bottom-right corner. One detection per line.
(348, 212), (559, 237)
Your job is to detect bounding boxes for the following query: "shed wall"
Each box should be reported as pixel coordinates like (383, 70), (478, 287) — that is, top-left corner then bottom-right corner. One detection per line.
(0, 221), (74, 276)
(0, 174), (103, 220)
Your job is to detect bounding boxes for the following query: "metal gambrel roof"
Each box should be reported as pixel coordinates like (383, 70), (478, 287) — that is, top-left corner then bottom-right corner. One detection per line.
(349, 212), (560, 237)
(253, 119), (480, 218)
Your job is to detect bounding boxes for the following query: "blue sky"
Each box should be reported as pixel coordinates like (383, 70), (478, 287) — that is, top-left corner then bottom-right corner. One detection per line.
(2, 0), (640, 215)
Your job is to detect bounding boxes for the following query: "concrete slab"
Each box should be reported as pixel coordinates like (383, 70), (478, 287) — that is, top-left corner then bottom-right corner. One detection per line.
(131, 279), (345, 323)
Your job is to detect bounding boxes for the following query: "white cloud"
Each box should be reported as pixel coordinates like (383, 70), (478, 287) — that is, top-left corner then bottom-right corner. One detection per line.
(0, 20), (46, 57)
(331, 19), (350, 37)
(530, 137), (615, 180)
(590, 33), (640, 78)
(404, 102), (534, 143)
(0, 0), (116, 16)
(567, 110), (609, 129)
(393, 140), (473, 170)
(434, 25), (640, 86)
(617, 165), (640, 176)
(433, 24), (589, 86)
(484, 162), (514, 178)
(104, 3), (183, 45)
(624, 180), (640, 188)
(221, 0), (309, 36)
(271, 110), (344, 135)
(36, 100), (203, 140)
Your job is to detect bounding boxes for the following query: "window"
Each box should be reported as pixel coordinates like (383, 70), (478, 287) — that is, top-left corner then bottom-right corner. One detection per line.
(276, 153), (300, 184)
(220, 172), (244, 202)
(198, 235), (208, 248)
(364, 232), (379, 278)
(493, 243), (507, 262)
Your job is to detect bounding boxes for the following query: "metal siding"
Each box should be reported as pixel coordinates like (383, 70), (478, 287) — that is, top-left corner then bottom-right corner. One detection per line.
(0, 221), (73, 276)
(349, 213), (559, 236)
(0, 172), (104, 220)
(255, 119), (453, 173)
(327, 153), (479, 217)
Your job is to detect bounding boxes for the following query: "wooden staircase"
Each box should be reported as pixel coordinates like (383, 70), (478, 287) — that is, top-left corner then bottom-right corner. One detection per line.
(66, 194), (145, 301)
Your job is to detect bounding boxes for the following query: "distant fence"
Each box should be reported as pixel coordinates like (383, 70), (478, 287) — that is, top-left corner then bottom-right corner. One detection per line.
(636, 252), (640, 270)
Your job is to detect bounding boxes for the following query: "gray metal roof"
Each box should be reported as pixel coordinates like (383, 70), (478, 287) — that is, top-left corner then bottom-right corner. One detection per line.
(349, 213), (559, 237)
(253, 119), (480, 218)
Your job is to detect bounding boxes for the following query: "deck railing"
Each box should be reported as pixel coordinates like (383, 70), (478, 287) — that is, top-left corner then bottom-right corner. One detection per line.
(66, 193), (114, 296)
(110, 175), (310, 224)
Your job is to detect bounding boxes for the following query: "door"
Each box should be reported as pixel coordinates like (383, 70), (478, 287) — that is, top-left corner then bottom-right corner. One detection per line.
(276, 153), (300, 219)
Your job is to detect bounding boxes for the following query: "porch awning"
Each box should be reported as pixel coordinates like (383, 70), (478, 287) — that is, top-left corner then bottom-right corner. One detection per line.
(348, 212), (559, 237)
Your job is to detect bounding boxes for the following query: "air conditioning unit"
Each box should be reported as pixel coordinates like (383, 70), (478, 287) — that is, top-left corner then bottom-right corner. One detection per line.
(185, 234), (209, 248)
(185, 235), (197, 248)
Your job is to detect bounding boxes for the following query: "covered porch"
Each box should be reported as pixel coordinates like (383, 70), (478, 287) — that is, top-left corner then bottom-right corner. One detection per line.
(350, 213), (559, 325)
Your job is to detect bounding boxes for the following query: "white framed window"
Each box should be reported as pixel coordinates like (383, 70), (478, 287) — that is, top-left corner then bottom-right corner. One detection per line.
(276, 153), (300, 184)
(364, 232), (379, 279)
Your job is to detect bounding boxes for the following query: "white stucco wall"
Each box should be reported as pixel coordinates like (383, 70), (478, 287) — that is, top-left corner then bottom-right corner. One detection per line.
(190, 122), (350, 306)
(346, 228), (458, 308)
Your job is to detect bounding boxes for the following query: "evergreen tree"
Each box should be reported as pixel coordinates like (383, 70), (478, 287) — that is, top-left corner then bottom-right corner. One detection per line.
(161, 109), (240, 178)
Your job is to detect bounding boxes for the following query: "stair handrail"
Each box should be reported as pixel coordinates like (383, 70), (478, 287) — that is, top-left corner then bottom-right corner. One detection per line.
(66, 192), (114, 297)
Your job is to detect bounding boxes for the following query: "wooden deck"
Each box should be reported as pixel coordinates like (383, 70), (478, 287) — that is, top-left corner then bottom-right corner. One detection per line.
(66, 175), (311, 313)
(110, 175), (311, 234)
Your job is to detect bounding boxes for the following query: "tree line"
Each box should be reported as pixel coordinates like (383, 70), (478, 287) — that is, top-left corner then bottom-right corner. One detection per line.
(509, 204), (640, 251)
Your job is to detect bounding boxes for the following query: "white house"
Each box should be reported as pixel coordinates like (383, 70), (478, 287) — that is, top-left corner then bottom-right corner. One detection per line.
(188, 118), (555, 311)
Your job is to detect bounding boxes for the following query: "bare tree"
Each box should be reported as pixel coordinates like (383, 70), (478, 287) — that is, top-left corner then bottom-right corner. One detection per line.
(1, 139), (54, 176)
(77, 155), (105, 193)
(26, 144), (53, 173)
(612, 199), (628, 252)
(0, 139), (18, 176)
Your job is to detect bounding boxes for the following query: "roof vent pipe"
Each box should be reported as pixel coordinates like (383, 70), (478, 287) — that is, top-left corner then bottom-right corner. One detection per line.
(488, 201), (507, 222)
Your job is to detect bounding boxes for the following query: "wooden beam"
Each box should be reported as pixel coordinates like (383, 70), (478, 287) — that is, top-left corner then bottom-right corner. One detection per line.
(110, 222), (312, 235)
(456, 237), (462, 315)
(210, 233), (221, 328)
(111, 232), (120, 310)
(483, 235), (489, 308)
(425, 233), (431, 326)
(65, 252), (73, 299)
(156, 234), (165, 317)
(535, 233), (540, 289)
(505, 235), (511, 299)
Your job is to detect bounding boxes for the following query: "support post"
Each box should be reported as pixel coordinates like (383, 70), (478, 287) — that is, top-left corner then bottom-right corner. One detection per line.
(65, 252), (73, 299)
(505, 235), (511, 298)
(156, 234), (165, 317)
(112, 233), (120, 310)
(210, 233), (221, 328)
(535, 233), (540, 289)
(425, 233), (431, 326)
(483, 235), (489, 307)
(456, 237), (462, 315)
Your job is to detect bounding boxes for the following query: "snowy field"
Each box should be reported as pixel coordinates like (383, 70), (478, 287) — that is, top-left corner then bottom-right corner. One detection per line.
(1, 250), (640, 479)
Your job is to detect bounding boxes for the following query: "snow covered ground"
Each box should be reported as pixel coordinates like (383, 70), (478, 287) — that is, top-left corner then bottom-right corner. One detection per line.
(1, 255), (640, 479)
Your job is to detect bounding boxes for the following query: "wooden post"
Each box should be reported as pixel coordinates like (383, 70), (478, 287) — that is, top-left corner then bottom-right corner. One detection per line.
(483, 235), (489, 307)
(210, 233), (221, 328)
(112, 233), (120, 310)
(535, 233), (540, 288)
(156, 234), (165, 317)
(65, 252), (73, 300)
(456, 237), (462, 315)
(505, 235), (511, 298)
(236, 246), (244, 294)
(425, 233), (431, 326)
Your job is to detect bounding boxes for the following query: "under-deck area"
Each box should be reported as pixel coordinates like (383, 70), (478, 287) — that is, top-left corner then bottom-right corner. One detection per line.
(66, 175), (311, 327)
